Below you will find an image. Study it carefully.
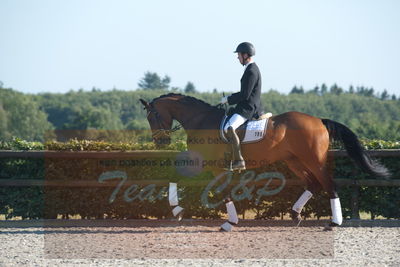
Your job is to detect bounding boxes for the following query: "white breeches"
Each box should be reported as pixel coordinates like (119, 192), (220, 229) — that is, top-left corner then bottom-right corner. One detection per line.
(224, 113), (247, 132)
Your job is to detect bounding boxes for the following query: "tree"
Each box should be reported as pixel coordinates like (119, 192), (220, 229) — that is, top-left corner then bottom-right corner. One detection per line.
(356, 86), (374, 97)
(330, 83), (343, 95)
(320, 84), (328, 95)
(380, 90), (389, 100)
(138, 71), (171, 90)
(290, 86), (304, 94)
(0, 102), (10, 140)
(0, 88), (53, 141)
(184, 82), (196, 93)
(311, 85), (320, 95)
(366, 88), (375, 97)
(348, 85), (354, 94)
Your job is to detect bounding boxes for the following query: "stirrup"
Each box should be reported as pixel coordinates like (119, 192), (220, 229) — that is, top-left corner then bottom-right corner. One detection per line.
(223, 160), (233, 171)
(231, 160), (246, 171)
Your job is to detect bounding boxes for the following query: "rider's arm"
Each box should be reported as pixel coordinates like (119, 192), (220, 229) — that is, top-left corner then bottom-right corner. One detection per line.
(227, 70), (257, 105)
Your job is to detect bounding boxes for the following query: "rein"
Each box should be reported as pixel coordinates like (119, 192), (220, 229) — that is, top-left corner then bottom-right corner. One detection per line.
(146, 108), (178, 139)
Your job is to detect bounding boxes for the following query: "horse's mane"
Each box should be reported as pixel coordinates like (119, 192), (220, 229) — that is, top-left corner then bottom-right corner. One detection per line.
(152, 93), (222, 111)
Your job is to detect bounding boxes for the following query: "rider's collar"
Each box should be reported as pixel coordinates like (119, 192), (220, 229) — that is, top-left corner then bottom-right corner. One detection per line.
(244, 60), (254, 70)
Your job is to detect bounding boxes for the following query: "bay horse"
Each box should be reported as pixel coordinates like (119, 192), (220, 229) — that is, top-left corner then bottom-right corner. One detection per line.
(140, 93), (390, 229)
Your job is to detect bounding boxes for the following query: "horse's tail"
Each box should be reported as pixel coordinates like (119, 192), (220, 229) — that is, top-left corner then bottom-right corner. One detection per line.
(321, 119), (390, 178)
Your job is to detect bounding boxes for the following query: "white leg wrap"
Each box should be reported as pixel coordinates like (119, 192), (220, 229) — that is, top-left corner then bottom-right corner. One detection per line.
(330, 198), (343, 225)
(169, 183), (178, 206)
(220, 222), (233, 232)
(292, 190), (313, 213)
(172, 206), (184, 217)
(226, 201), (239, 224)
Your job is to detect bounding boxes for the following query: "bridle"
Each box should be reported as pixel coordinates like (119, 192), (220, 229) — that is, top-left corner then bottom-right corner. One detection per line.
(146, 106), (182, 140)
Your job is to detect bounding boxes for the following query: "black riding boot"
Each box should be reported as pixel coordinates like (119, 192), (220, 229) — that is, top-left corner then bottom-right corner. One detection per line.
(227, 126), (246, 171)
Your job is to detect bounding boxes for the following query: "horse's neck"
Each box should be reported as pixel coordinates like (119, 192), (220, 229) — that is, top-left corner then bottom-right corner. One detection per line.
(172, 104), (223, 130)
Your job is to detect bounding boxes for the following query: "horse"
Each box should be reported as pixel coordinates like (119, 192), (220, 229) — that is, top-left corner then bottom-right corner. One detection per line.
(139, 93), (390, 230)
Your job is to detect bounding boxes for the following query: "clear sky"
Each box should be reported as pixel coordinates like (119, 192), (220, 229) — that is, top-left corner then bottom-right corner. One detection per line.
(1, 0), (399, 95)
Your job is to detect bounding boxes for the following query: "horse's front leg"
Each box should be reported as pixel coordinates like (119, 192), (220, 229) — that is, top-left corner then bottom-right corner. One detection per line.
(169, 182), (184, 221)
(291, 190), (313, 226)
(219, 198), (239, 232)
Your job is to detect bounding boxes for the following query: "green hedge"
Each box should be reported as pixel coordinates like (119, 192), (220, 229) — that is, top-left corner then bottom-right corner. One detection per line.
(0, 138), (399, 220)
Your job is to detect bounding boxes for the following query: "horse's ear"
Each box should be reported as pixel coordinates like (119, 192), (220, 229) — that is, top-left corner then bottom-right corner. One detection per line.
(139, 99), (149, 109)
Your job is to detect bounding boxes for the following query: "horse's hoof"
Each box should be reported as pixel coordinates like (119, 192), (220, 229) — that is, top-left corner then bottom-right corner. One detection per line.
(172, 206), (184, 221)
(219, 222), (233, 232)
(323, 222), (339, 231)
(176, 210), (184, 221)
(290, 210), (302, 226)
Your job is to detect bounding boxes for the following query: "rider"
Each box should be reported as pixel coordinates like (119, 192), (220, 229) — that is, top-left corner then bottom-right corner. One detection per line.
(220, 42), (262, 171)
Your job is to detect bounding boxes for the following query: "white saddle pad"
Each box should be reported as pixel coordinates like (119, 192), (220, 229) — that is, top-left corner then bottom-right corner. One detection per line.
(220, 113), (272, 144)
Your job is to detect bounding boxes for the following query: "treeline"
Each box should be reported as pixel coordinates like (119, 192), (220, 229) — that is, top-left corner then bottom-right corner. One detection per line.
(289, 83), (397, 100)
(1, 81), (400, 142)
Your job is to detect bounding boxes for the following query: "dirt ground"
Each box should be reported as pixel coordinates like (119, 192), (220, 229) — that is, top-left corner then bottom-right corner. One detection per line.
(0, 220), (399, 266)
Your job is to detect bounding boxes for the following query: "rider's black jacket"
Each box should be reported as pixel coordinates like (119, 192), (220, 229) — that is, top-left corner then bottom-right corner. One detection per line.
(227, 63), (262, 120)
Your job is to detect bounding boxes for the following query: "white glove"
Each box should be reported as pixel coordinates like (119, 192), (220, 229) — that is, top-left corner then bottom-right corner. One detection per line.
(220, 96), (228, 104)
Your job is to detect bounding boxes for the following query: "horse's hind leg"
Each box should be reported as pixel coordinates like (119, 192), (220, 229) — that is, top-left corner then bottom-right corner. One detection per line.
(169, 183), (184, 221)
(219, 198), (239, 232)
(285, 158), (321, 226)
(300, 160), (343, 227)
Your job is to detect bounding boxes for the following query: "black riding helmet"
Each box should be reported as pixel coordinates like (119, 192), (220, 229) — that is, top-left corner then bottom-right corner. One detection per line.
(234, 42), (255, 56)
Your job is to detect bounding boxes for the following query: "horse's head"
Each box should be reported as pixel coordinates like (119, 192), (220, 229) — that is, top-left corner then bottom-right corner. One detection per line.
(140, 98), (173, 147)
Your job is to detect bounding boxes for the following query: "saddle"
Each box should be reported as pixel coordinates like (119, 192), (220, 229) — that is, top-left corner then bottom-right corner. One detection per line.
(220, 112), (272, 144)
